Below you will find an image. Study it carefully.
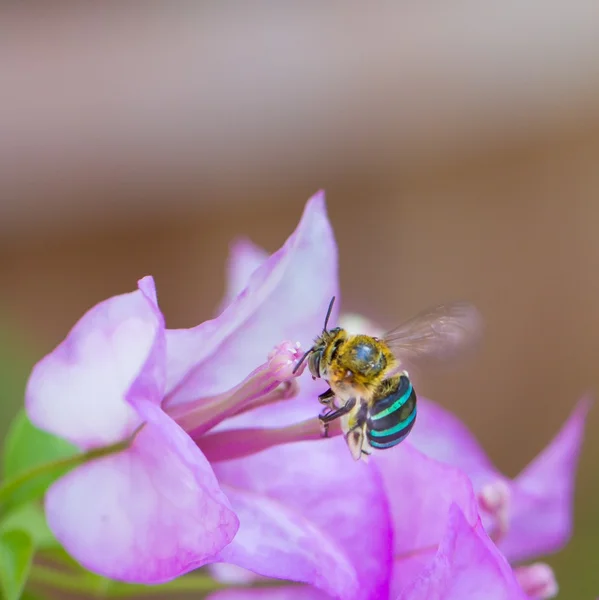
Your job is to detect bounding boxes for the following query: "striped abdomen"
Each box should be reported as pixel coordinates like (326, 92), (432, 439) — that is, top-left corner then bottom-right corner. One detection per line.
(366, 374), (417, 450)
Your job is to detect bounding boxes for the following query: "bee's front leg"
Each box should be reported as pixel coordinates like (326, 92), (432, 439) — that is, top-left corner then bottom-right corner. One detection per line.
(318, 387), (335, 406)
(319, 397), (356, 421)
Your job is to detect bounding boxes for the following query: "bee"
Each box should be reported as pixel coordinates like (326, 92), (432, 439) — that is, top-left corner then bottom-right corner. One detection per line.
(293, 297), (483, 460)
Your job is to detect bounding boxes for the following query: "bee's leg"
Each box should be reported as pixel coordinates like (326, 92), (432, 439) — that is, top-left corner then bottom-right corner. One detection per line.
(318, 397), (356, 424)
(318, 387), (335, 405)
(318, 397), (356, 439)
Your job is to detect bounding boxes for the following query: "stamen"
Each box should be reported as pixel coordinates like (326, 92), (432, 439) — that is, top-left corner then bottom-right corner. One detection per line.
(231, 379), (300, 417)
(167, 341), (304, 437)
(515, 563), (558, 599)
(198, 416), (343, 463)
(477, 479), (511, 543)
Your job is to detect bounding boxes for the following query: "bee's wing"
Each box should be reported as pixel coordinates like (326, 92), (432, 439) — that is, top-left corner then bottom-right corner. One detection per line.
(383, 301), (483, 374)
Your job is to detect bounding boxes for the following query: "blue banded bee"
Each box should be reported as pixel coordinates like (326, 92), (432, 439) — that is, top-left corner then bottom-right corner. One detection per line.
(293, 298), (482, 460)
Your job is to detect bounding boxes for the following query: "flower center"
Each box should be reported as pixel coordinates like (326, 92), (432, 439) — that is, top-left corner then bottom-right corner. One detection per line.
(165, 341), (345, 461)
(166, 341), (304, 436)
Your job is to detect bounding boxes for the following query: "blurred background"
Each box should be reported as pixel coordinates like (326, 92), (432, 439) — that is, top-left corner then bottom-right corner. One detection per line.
(0, 3), (598, 597)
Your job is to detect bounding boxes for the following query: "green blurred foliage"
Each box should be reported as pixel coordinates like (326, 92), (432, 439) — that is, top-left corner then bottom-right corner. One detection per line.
(2, 410), (79, 512)
(0, 529), (34, 600)
(0, 323), (31, 444)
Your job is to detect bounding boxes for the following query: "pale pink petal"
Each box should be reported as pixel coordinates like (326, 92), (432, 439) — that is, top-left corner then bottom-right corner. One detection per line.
(216, 238), (269, 314)
(396, 504), (527, 600)
(212, 436), (392, 600)
(216, 486), (356, 599)
(26, 277), (165, 449)
(165, 191), (339, 405)
(207, 587), (328, 600)
(374, 443), (479, 598)
(498, 396), (591, 563)
(45, 400), (238, 584)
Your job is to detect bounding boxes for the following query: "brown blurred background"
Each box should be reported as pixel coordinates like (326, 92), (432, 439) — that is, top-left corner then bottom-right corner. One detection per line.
(0, 3), (598, 598)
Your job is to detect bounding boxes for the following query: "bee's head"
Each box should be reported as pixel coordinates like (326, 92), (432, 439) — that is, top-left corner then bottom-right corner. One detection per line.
(291, 296), (337, 378)
(294, 334), (327, 379)
(307, 346), (323, 379)
(304, 327), (341, 379)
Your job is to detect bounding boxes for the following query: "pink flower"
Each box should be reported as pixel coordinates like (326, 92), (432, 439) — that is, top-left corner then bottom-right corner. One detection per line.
(27, 192), (392, 597)
(24, 189), (588, 600)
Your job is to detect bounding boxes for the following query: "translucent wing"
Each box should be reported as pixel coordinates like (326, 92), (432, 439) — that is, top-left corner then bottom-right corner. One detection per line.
(382, 301), (483, 373)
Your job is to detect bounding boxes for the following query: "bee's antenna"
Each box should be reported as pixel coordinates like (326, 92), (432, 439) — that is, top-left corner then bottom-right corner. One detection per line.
(293, 297), (335, 376)
(323, 296), (336, 332)
(292, 348), (312, 375)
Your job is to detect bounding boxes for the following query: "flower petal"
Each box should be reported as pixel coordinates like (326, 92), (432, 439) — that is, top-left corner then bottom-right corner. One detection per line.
(207, 587), (329, 600)
(216, 486), (356, 598)
(498, 396), (591, 563)
(396, 504), (527, 600)
(409, 396), (498, 491)
(165, 190), (339, 405)
(374, 443), (480, 597)
(216, 238), (269, 314)
(26, 277), (165, 449)
(45, 400), (239, 583)
(411, 395), (590, 562)
(212, 437), (392, 600)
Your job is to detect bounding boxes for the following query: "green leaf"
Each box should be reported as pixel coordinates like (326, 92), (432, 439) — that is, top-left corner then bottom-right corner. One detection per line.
(3, 410), (78, 480)
(1, 411), (78, 510)
(18, 592), (43, 600)
(0, 504), (57, 550)
(0, 530), (34, 600)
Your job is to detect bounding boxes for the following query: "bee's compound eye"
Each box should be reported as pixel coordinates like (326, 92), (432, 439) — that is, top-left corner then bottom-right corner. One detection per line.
(308, 351), (321, 378)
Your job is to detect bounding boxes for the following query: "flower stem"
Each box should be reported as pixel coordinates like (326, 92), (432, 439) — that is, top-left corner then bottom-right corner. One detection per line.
(29, 565), (225, 597)
(0, 438), (130, 515)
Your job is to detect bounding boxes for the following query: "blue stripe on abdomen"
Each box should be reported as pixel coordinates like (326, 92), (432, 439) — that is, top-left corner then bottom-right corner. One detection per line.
(369, 377), (412, 421)
(368, 425), (414, 449)
(368, 408), (417, 438)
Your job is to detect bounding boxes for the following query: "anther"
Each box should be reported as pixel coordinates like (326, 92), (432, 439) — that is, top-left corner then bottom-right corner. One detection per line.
(515, 563), (558, 599)
(477, 480), (511, 543)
